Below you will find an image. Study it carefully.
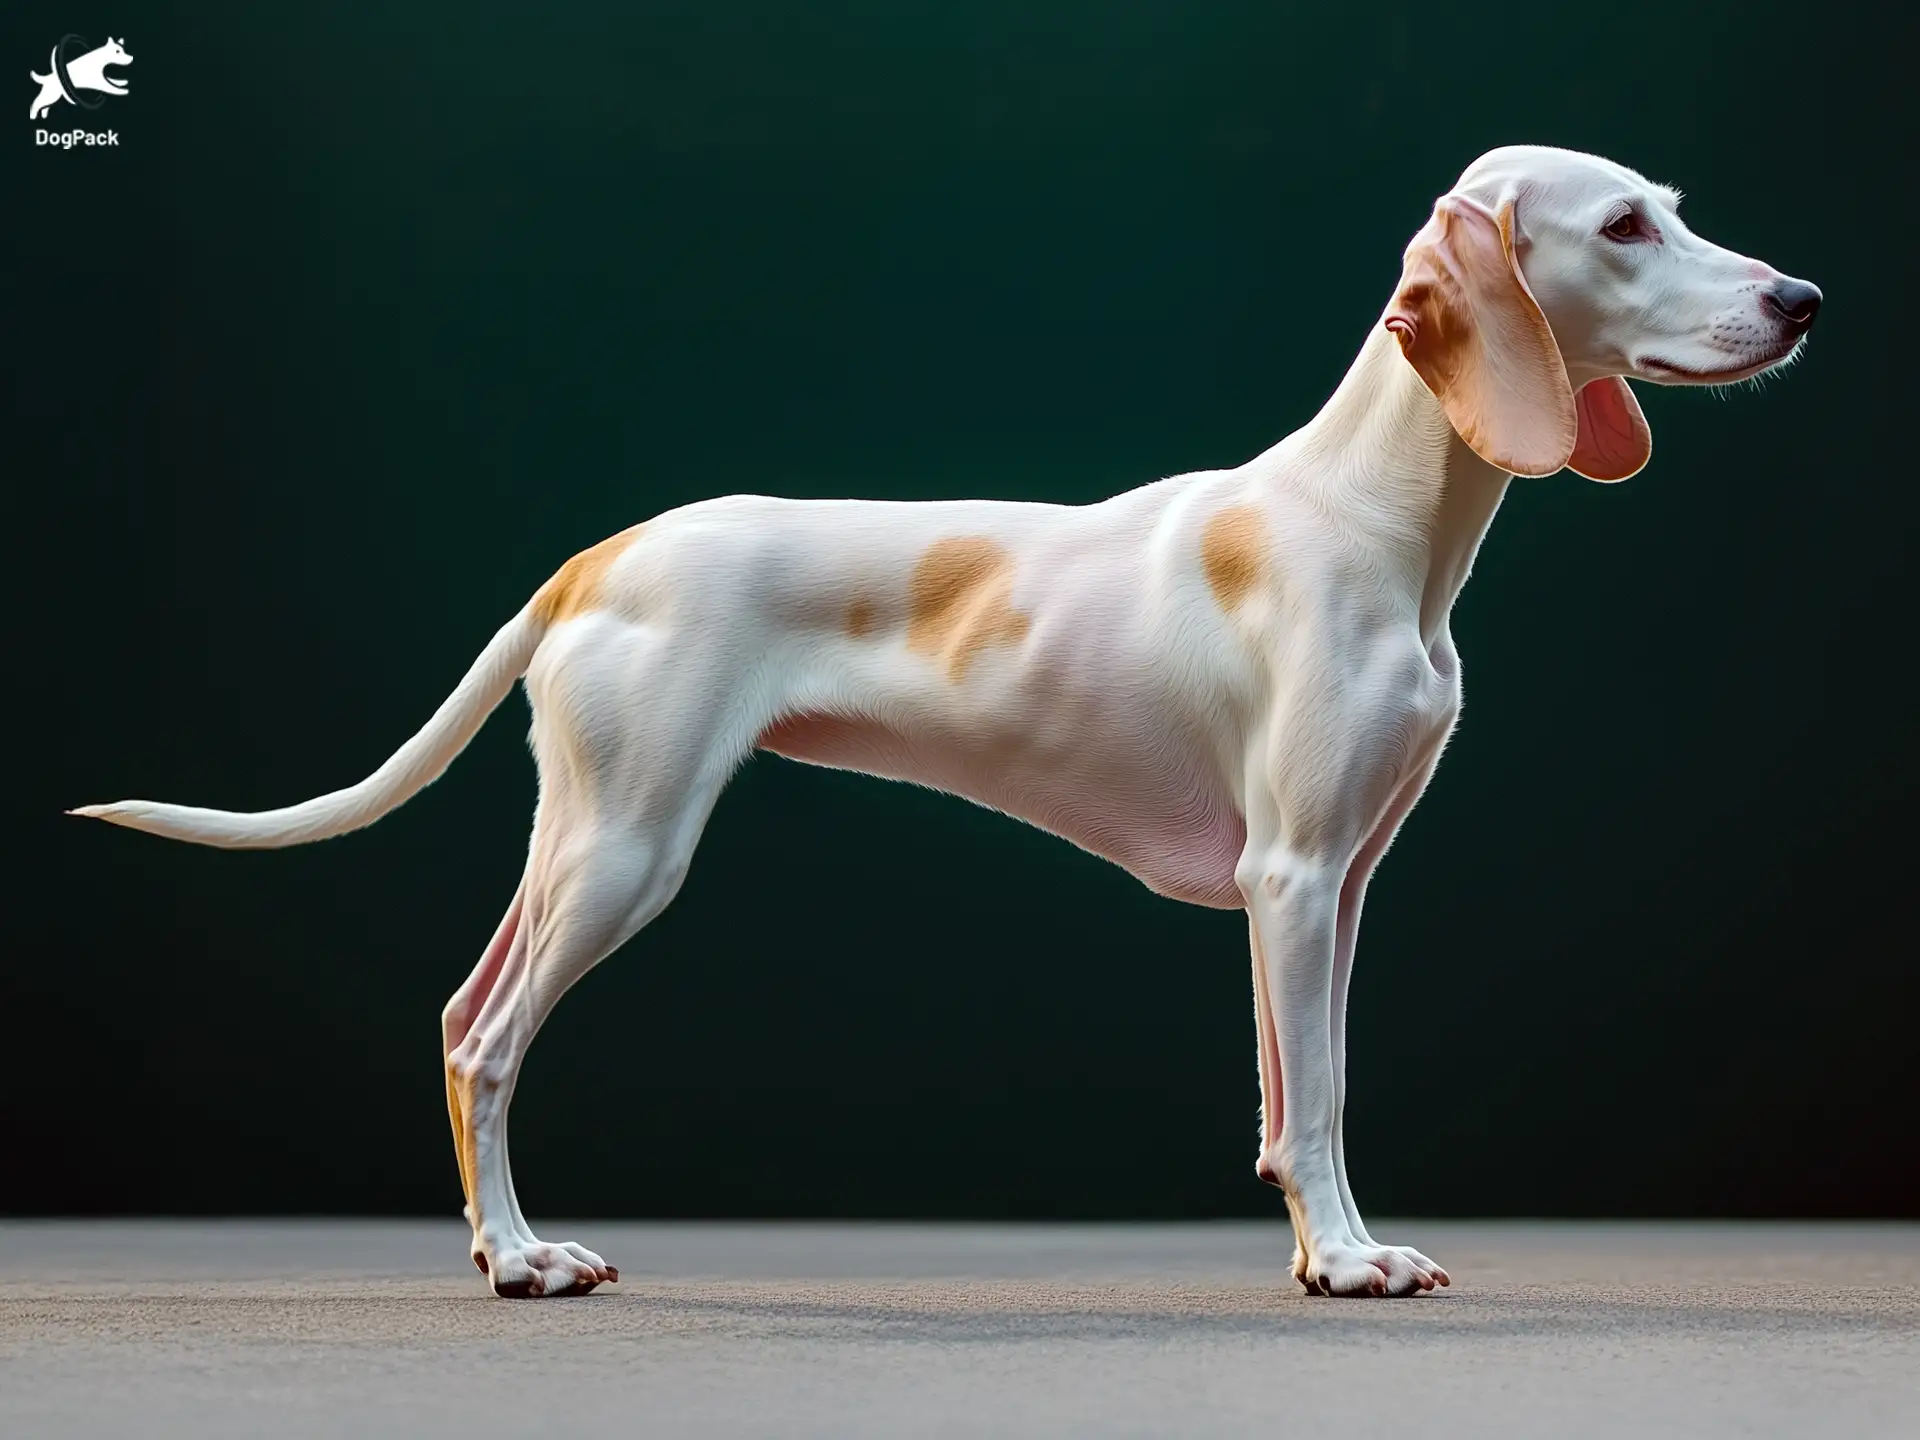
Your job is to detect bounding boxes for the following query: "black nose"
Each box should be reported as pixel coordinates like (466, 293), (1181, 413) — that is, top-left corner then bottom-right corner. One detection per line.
(1764, 278), (1822, 329)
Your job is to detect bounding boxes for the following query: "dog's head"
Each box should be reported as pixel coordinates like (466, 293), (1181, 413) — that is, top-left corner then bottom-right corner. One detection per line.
(1384, 145), (1819, 481)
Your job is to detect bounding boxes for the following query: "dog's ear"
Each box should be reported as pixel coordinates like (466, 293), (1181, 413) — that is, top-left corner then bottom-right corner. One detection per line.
(1385, 195), (1577, 478)
(1567, 375), (1651, 481)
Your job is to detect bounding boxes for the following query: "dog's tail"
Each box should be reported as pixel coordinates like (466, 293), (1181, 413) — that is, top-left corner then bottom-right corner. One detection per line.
(68, 607), (545, 850)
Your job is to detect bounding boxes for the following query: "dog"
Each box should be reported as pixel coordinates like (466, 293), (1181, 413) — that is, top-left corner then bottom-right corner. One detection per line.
(29, 36), (131, 120)
(72, 146), (1819, 1298)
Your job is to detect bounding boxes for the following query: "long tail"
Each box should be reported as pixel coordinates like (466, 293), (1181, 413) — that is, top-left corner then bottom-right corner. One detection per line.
(69, 607), (544, 850)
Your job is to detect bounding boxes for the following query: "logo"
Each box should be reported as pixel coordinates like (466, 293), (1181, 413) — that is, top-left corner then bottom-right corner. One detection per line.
(30, 33), (130, 147)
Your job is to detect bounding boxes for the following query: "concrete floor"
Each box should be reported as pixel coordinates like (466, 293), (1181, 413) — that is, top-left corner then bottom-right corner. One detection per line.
(2, 1221), (1915, 1438)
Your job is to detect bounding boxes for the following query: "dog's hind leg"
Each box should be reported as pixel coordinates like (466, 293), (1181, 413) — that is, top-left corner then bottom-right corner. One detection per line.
(445, 619), (754, 1295)
(442, 879), (525, 1236)
(442, 880), (622, 1263)
(447, 822), (673, 1295)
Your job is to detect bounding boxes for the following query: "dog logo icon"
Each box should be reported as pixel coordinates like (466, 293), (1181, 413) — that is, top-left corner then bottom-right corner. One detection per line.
(29, 34), (131, 121)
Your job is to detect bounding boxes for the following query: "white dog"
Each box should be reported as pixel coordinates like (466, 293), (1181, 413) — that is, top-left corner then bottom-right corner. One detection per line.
(29, 36), (131, 120)
(73, 146), (1819, 1298)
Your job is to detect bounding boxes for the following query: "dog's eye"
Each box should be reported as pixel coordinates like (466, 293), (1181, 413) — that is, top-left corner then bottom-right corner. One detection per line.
(1602, 210), (1641, 241)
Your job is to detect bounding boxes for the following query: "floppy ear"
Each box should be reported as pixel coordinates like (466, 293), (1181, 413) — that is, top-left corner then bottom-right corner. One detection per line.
(1385, 196), (1576, 477)
(1567, 376), (1651, 481)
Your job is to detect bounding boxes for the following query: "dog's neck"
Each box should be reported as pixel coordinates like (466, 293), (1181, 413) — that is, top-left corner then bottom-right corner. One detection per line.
(1262, 321), (1512, 649)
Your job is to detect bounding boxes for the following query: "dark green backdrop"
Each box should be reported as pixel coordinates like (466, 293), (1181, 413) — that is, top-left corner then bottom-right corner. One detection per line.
(9, 1), (1915, 1219)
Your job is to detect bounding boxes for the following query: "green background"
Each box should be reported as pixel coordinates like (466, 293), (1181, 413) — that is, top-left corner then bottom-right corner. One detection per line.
(9, 1), (1914, 1218)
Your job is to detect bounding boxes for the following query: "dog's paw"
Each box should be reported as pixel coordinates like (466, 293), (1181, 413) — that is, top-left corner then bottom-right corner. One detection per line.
(1298, 1241), (1439, 1298)
(1372, 1241), (1449, 1289)
(473, 1238), (618, 1298)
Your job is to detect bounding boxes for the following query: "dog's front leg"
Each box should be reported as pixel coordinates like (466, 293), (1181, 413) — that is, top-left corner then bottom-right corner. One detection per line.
(1326, 747), (1450, 1289)
(1241, 838), (1437, 1298)
(1247, 917), (1306, 1276)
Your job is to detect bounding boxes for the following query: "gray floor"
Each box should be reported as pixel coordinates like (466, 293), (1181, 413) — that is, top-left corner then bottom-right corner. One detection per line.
(2, 1221), (1916, 1438)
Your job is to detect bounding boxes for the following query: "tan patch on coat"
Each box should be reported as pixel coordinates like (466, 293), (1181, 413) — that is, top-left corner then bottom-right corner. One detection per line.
(1201, 505), (1267, 612)
(906, 537), (1031, 681)
(531, 525), (643, 626)
(446, 1062), (477, 1215)
(845, 596), (877, 639)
